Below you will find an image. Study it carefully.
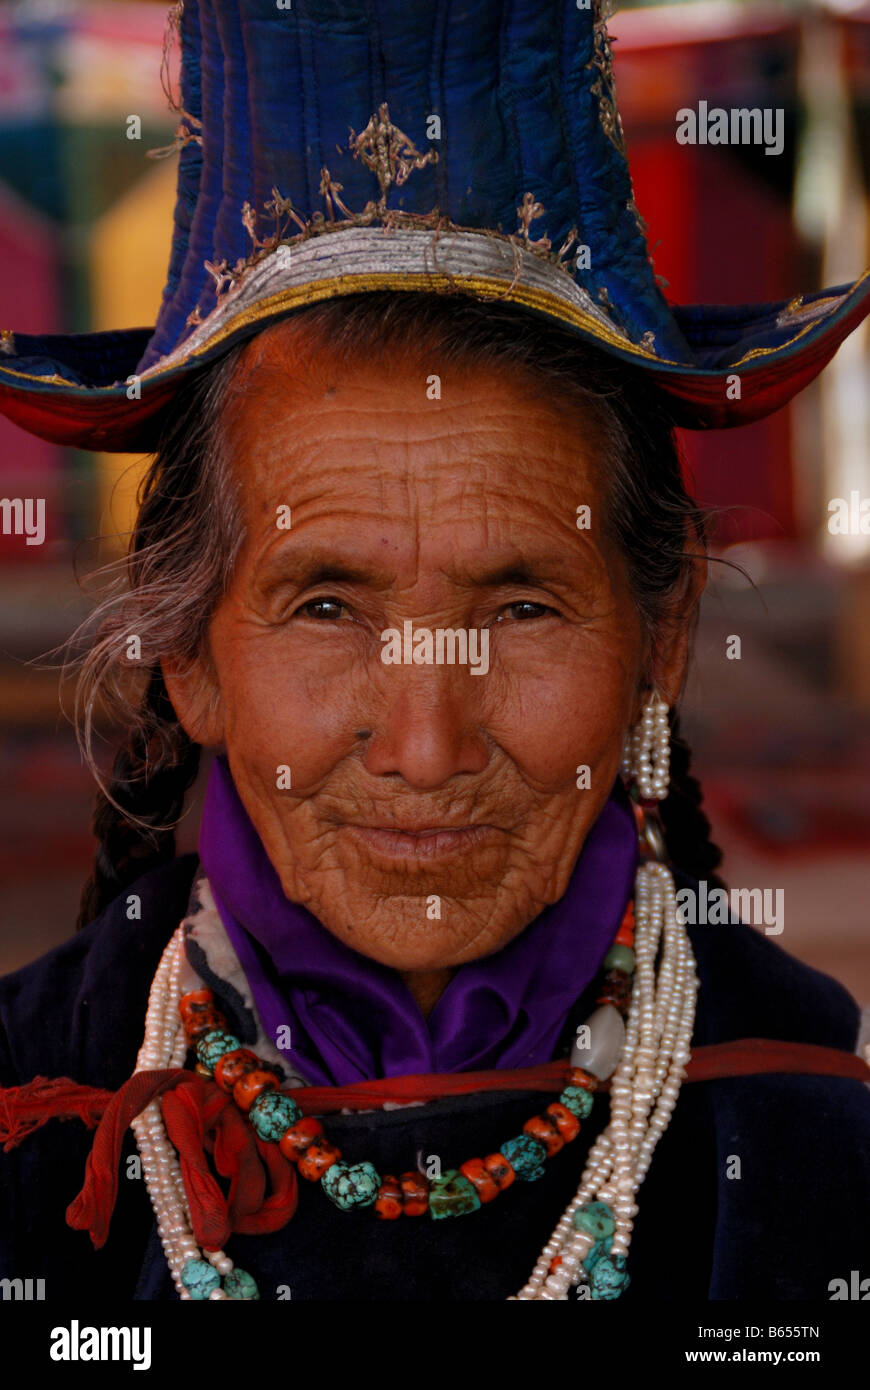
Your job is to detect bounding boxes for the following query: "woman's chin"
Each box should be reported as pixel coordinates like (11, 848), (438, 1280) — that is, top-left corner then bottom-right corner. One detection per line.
(274, 836), (515, 923)
(302, 896), (520, 972)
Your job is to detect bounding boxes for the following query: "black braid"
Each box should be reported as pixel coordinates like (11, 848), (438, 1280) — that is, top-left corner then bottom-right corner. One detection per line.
(76, 668), (201, 930)
(660, 712), (726, 890)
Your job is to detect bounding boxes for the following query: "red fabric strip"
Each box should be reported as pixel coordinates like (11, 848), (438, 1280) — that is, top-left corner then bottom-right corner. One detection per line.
(60, 1068), (298, 1252)
(161, 1076), (238, 1252)
(66, 1068), (193, 1249)
(292, 1064), (572, 1113)
(685, 1038), (870, 1085)
(0, 1074), (114, 1150)
(290, 1039), (870, 1112)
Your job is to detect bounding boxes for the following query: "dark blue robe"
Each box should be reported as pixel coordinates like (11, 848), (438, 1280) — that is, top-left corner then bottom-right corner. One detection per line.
(1, 854), (868, 1301)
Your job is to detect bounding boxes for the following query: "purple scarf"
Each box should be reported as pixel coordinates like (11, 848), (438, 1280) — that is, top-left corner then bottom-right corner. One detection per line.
(197, 755), (638, 1085)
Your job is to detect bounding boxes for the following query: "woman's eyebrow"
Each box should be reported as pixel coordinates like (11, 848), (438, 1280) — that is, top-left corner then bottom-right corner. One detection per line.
(453, 556), (582, 587)
(472, 563), (547, 586)
(258, 550), (583, 591)
(257, 547), (395, 589)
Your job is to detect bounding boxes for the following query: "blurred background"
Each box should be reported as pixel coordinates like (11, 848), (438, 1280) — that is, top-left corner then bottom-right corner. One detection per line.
(0, 0), (868, 1002)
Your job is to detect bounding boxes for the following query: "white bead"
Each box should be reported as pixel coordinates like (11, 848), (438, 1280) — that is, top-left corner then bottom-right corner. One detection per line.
(570, 1004), (626, 1080)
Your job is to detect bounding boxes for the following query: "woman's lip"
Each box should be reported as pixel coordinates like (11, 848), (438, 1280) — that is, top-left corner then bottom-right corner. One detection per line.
(345, 823), (499, 861)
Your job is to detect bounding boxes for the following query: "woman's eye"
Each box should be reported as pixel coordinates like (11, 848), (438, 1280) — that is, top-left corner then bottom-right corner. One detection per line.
(497, 601), (554, 622)
(297, 597), (347, 620)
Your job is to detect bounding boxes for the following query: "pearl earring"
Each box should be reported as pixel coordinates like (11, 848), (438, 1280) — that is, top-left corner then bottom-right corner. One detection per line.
(621, 693), (670, 801)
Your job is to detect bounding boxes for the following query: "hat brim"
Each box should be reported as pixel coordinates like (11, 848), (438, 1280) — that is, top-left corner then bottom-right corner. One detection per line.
(1, 228), (868, 449)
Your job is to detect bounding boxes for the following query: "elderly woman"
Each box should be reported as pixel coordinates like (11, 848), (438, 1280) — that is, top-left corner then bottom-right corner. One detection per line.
(1, 0), (869, 1305)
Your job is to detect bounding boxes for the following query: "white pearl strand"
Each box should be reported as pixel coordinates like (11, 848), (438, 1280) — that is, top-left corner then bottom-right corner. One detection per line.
(130, 924), (235, 1300)
(622, 695), (670, 802)
(512, 859), (698, 1300)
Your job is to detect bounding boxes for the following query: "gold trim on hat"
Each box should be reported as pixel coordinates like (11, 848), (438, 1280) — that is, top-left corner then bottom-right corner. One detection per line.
(0, 256), (867, 397)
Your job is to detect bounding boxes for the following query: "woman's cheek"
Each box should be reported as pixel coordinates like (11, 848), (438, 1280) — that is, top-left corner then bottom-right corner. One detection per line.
(489, 659), (625, 791)
(222, 653), (361, 792)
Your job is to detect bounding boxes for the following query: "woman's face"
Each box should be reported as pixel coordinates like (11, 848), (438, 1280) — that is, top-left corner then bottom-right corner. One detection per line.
(166, 323), (690, 972)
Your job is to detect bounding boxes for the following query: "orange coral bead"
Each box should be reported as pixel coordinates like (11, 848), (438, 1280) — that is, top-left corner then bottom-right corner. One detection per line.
(523, 1113), (564, 1157)
(615, 903), (635, 948)
(179, 988), (213, 1017)
(278, 1117), (324, 1162)
(546, 1101), (581, 1142)
(232, 1068), (279, 1112)
(214, 1048), (260, 1094)
(549, 1255), (563, 1274)
(567, 1067), (597, 1092)
(459, 1158), (500, 1204)
(179, 991), (223, 1037)
(183, 1006), (227, 1041)
(297, 1138), (341, 1181)
(399, 1171), (429, 1216)
(483, 1153), (515, 1190)
(375, 1175), (403, 1221)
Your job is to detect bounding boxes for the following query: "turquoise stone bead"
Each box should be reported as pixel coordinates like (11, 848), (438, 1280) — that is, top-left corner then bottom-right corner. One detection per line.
(590, 1253), (631, 1301)
(559, 1086), (594, 1120)
(501, 1134), (547, 1181)
(573, 1200), (615, 1242)
(195, 1029), (241, 1072)
(428, 1170), (482, 1219)
(584, 1235), (613, 1272)
(181, 1258), (221, 1300)
(248, 1089), (302, 1141)
(603, 943), (635, 974)
(321, 1160), (381, 1210)
(223, 1268), (260, 1300)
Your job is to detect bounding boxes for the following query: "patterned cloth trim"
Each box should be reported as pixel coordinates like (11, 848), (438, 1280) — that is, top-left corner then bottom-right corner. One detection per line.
(181, 873), (308, 1088)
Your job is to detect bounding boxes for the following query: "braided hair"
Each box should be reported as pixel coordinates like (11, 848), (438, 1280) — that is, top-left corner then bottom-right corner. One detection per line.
(72, 290), (725, 927)
(662, 713), (724, 888)
(76, 669), (200, 929)
(72, 341), (246, 930)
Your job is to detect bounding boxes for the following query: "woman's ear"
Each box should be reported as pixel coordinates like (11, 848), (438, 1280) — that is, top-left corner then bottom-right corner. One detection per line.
(648, 546), (708, 710)
(162, 652), (226, 748)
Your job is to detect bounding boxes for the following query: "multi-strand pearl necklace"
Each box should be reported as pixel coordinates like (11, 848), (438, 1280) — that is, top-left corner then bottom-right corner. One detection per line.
(512, 857), (698, 1299)
(130, 925), (240, 1299)
(130, 841), (697, 1300)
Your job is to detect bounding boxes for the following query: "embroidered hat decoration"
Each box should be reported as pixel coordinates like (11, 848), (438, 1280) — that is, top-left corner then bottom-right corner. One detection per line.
(0, 0), (867, 450)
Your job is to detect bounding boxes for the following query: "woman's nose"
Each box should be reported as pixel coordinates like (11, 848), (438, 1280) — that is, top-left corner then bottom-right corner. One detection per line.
(360, 664), (490, 789)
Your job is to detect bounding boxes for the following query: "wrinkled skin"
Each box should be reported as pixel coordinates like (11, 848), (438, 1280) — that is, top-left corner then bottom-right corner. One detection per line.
(164, 320), (702, 1014)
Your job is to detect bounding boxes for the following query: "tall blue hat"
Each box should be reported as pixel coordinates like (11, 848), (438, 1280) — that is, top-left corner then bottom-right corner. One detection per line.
(0, 0), (868, 448)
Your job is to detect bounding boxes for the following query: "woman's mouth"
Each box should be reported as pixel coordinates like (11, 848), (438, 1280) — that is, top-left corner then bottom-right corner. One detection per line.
(345, 823), (500, 862)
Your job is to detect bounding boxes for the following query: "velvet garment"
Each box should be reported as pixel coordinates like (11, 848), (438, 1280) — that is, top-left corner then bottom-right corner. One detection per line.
(2, 854), (868, 1301)
(197, 755), (639, 1085)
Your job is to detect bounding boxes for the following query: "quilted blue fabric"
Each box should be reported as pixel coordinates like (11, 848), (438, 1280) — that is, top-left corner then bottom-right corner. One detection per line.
(139, 0), (691, 371)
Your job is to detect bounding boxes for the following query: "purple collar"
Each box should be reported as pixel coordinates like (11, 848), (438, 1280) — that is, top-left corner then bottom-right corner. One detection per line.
(197, 756), (638, 1085)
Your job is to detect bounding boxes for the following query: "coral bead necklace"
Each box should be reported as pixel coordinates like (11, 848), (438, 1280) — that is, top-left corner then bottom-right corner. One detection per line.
(130, 819), (698, 1302)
